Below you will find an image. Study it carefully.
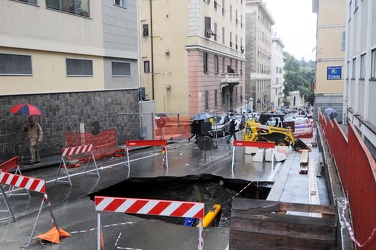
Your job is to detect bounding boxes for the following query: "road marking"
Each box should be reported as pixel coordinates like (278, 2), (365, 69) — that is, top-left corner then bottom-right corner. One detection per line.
(46, 153), (160, 184)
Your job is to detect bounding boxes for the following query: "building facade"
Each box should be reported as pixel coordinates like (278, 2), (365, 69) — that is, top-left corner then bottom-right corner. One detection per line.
(344, 0), (376, 158)
(312, 0), (346, 122)
(271, 35), (285, 109)
(245, 0), (275, 112)
(0, 0), (140, 160)
(139, 0), (246, 114)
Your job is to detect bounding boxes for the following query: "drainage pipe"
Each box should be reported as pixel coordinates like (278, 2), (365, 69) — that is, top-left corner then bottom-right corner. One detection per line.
(197, 204), (222, 228)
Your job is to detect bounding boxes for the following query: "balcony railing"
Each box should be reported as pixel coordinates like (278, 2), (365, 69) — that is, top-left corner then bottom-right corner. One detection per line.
(221, 73), (240, 84)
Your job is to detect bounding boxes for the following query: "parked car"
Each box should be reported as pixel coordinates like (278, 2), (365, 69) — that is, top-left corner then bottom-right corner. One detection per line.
(209, 114), (231, 137)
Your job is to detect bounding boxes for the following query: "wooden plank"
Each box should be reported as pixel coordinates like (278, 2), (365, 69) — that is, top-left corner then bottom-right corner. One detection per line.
(300, 149), (309, 166)
(230, 230), (336, 249)
(229, 199), (338, 249)
(231, 198), (280, 212)
(230, 212), (336, 228)
(232, 198), (336, 216)
(230, 217), (336, 241)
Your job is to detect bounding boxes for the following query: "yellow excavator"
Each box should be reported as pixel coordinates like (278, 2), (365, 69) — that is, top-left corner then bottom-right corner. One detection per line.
(242, 120), (311, 151)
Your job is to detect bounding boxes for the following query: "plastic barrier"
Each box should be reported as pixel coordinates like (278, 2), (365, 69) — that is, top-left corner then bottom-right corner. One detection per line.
(124, 140), (169, 170)
(55, 144), (99, 186)
(0, 156), (30, 198)
(231, 140), (275, 171)
(95, 196), (205, 250)
(0, 171), (64, 246)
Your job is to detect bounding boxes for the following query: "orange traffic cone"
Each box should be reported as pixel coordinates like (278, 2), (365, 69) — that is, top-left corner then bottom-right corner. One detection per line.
(34, 227), (71, 244)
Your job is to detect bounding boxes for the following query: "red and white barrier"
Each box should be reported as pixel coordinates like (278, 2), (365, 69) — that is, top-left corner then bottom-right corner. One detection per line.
(55, 144), (99, 186)
(0, 172), (46, 193)
(95, 196), (204, 250)
(231, 140), (275, 172)
(124, 140), (169, 170)
(0, 156), (30, 198)
(0, 171), (61, 247)
(62, 144), (93, 156)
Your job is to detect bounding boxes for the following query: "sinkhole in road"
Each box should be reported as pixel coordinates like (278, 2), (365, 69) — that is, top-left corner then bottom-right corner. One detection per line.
(89, 174), (272, 227)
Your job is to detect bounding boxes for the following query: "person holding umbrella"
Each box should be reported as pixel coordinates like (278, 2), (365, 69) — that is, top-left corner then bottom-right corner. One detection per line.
(22, 116), (43, 163)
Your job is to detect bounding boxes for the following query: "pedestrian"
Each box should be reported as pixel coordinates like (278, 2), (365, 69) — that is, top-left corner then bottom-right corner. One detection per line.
(22, 115), (43, 163)
(226, 119), (237, 143)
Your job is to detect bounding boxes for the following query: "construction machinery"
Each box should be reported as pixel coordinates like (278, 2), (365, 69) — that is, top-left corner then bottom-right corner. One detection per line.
(242, 120), (311, 151)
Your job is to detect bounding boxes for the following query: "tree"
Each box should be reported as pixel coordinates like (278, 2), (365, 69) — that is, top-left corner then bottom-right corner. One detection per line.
(283, 52), (316, 106)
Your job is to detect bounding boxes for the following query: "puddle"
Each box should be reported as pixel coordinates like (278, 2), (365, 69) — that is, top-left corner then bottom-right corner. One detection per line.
(89, 174), (272, 227)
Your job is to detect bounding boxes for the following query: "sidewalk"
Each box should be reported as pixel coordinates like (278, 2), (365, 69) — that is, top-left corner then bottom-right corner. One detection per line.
(18, 140), (181, 173)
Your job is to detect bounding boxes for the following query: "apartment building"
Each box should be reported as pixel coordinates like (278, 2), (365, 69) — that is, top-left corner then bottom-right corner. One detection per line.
(344, 0), (376, 157)
(271, 35), (284, 109)
(245, 0), (275, 112)
(0, 0), (140, 160)
(312, 0), (346, 122)
(139, 0), (246, 114)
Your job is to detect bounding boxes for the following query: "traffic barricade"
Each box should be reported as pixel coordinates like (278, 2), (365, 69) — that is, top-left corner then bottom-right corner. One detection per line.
(95, 196), (205, 250)
(0, 156), (30, 198)
(55, 144), (99, 186)
(124, 140), (169, 170)
(0, 171), (67, 246)
(231, 140), (275, 171)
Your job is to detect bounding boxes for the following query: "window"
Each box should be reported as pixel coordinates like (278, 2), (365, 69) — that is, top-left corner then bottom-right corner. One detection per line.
(214, 55), (219, 74)
(17, 0), (37, 5)
(346, 61), (350, 79)
(143, 24), (149, 36)
(222, 0), (225, 15)
(342, 31), (346, 51)
(360, 54), (366, 79)
(215, 90), (218, 107)
(46, 0), (90, 17)
(371, 50), (376, 79)
(0, 53), (32, 75)
(222, 27), (225, 44)
(230, 5), (232, 21)
(203, 52), (208, 73)
(66, 58), (93, 76)
(222, 57), (225, 73)
(144, 61), (150, 73)
(230, 32), (232, 47)
(352, 58), (356, 79)
(114, 0), (126, 8)
(214, 23), (217, 42)
(205, 17), (212, 38)
(205, 91), (209, 110)
(112, 62), (130, 76)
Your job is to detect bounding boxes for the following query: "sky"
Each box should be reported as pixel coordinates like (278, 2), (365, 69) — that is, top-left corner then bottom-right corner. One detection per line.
(264, 0), (317, 61)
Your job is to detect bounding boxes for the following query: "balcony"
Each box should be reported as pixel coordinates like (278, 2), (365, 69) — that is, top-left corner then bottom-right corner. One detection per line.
(221, 73), (240, 86)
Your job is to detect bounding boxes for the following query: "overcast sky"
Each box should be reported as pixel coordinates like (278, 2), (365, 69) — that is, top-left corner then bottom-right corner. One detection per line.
(264, 0), (317, 61)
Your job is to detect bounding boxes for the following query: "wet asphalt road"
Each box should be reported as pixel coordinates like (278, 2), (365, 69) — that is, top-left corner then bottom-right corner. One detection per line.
(1, 131), (279, 250)
(0, 130), (327, 250)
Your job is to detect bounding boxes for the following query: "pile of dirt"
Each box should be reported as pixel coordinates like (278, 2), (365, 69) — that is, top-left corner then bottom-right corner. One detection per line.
(89, 174), (272, 227)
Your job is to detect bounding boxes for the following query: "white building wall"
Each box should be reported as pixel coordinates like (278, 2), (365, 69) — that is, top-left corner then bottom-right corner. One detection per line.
(344, 0), (376, 156)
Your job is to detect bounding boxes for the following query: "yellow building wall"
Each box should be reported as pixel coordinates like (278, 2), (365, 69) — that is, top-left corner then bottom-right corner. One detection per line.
(0, 48), (104, 95)
(315, 0), (346, 95)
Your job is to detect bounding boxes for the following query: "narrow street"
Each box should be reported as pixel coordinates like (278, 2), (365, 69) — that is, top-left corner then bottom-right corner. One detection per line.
(0, 131), (327, 250)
